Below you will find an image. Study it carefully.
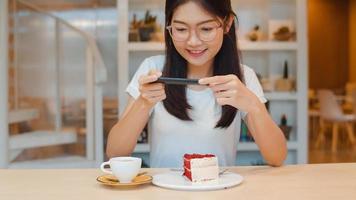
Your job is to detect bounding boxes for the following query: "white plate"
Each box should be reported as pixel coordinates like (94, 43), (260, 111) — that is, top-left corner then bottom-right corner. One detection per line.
(152, 171), (243, 191)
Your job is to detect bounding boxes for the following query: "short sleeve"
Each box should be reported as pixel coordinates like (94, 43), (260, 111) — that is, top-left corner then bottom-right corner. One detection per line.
(126, 56), (164, 99)
(240, 65), (268, 120)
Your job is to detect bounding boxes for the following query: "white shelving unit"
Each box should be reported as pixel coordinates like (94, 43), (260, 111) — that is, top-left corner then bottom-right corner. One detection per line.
(264, 92), (298, 101)
(117, 0), (308, 165)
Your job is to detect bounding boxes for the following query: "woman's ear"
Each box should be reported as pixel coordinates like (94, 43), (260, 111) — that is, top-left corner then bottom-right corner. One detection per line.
(224, 15), (235, 33)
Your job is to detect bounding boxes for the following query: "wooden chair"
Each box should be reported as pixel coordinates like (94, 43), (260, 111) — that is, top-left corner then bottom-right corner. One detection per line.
(315, 90), (356, 152)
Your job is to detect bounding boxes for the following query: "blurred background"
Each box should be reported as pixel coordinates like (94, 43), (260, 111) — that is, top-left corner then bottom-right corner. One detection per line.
(0, 0), (355, 168)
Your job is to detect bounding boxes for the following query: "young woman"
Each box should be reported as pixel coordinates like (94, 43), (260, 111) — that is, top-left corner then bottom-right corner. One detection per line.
(107, 0), (287, 168)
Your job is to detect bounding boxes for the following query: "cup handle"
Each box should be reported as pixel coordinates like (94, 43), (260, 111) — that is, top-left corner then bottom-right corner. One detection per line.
(100, 161), (113, 174)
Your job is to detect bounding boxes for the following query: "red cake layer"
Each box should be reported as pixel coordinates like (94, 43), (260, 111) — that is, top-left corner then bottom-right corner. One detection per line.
(183, 154), (216, 181)
(184, 154), (215, 159)
(184, 168), (193, 181)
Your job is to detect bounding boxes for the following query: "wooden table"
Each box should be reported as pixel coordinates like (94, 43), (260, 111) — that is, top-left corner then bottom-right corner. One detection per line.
(1, 163), (356, 200)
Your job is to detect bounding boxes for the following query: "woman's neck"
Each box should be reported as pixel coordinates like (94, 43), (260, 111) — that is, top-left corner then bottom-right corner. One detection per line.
(187, 60), (214, 79)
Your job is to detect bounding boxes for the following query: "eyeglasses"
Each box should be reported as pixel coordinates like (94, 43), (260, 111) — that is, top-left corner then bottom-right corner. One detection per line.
(166, 21), (224, 42)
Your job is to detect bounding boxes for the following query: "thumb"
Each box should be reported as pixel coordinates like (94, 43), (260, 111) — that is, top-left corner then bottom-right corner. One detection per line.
(148, 69), (162, 77)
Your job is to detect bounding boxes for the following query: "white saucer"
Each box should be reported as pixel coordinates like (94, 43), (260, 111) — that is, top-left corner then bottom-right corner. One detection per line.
(152, 171), (243, 191)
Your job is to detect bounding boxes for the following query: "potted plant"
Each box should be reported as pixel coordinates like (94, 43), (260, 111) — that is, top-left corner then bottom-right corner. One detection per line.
(279, 114), (292, 140)
(138, 10), (157, 41)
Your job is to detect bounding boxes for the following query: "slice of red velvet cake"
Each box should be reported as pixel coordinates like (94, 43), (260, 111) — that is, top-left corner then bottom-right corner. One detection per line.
(183, 154), (219, 183)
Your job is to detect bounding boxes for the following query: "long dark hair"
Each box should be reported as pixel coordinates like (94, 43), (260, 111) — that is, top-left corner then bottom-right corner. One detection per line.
(163, 0), (244, 128)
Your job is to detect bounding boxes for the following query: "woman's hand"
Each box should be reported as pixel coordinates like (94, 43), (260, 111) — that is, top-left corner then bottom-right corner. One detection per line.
(199, 74), (262, 113)
(138, 70), (166, 108)
(200, 74), (287, 166)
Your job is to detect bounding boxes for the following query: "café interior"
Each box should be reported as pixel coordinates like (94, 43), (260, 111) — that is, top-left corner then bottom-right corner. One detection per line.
(0, 0), (356, 169)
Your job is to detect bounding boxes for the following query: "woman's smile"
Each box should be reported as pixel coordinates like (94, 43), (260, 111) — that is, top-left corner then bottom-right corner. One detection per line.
(186, 48), (208, 58)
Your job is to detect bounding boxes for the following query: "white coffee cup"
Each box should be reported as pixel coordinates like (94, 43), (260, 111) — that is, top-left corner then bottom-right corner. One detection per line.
(100, 157), (142, 183)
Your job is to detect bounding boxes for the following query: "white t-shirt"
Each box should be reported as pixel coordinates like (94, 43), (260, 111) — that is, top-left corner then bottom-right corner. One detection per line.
(126, 55), (267, 168)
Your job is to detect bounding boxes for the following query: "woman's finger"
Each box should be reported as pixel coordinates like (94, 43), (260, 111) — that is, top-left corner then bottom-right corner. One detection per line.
(148, 69), (162, 76)
(139, 74), (159, 85)
(144, 89), (165, 98)
(140, 83), (164, 92)
(155, 93), (167, 101)
(145, 93), (166, 103)
(199, 74), (240, 85)
(199, 75), (231, 86)
(214, 90), (237, 98)
(216, 97), (232, 106)
(148, 69), (163, 81)
(139, 70), (162, 85)
(210, 83), (229, 92)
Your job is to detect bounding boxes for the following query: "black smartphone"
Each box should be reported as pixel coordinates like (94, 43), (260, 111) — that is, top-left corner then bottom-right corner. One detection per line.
(153, 77), (200, 85)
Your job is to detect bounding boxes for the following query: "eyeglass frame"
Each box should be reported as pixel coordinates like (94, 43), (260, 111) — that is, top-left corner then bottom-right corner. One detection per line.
(165, 18), (227, 42)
